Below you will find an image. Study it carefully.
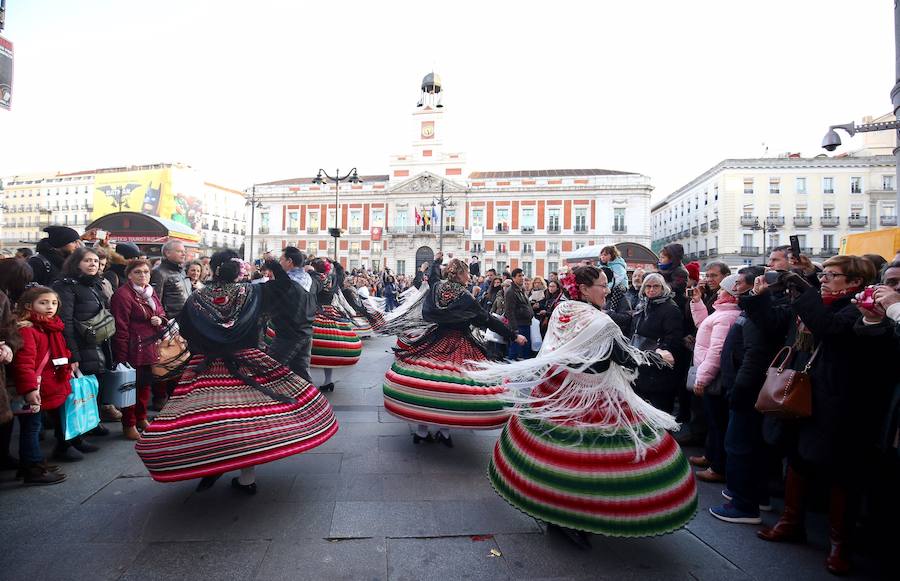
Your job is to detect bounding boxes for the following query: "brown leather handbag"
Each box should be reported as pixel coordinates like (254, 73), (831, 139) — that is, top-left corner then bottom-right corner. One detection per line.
(754, 345), (820, 418)
(152, 321), (191, 379)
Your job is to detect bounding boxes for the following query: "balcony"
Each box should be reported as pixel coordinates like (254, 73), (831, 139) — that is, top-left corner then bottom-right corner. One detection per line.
(349, 227), (362, 234)
(687, 252), (698, 261)
(286, 227), (298, 234)
(612, 225), (627, 233)
(306, 227), (318, 234)
(691, 226), (699, 236)
(819, 247), (839, 257)
(574, 225), (588, 233)
(848, 216), (868, 228)
(700, 223), (708, 233)
(740, 216), (759, 227)
(680, 229), (690, 238)
(699, 250), (708, 258)
(767, 216), (785, 227)
(349, 247), (360, 256)
(709, 218), (719, 230)
(798, 247), (814, 255)
(708, 247), (718, 257)
(521, 225), (535, 234)
(820, 217), (840, 228)
(881, 215), (898, 227)
(740, 246), (760, 256)
(793, 216), (812, 227)
(495, 224), (509, 233)
(522, 247), (534, 256)
(547, 225), (560, 233)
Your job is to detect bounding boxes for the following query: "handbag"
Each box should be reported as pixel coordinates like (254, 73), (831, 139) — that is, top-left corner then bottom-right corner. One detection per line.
(686, 365), (722, 396)
(754, 345), (820, 418)
(529, 317), (543, 353)
(63, 370), (101, 440)
(75, 288), (115, 345)
(152, 320), (191, 378)
(99, 363), (137, 408)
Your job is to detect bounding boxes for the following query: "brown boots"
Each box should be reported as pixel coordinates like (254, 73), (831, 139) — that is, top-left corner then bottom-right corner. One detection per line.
(825, 486), (851, 576)
(757, 467), (807, 543)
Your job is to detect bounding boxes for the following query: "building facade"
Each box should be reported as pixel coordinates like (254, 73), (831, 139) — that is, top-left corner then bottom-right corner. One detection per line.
(1, 163), (246, 254)
(651, 154), (897, 269)
(247, 74), (653, 277)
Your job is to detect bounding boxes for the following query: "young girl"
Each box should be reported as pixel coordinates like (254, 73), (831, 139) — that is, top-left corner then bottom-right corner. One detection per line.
(11, 286), (73, 485)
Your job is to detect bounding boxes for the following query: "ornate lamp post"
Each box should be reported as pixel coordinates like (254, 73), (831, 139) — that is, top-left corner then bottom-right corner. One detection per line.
(750, 218), (779, 259)
(432, 180), (456, 252)
(312, 168), (362, 261)
(244, 185), (263, 261)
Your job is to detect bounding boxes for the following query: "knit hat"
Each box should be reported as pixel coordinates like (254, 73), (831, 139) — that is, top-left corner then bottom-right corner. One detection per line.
(719, 274), (740, 297)
(116, 241), (141, 260)
(685, 261), (700, 283)
(43, 225), (80, 248)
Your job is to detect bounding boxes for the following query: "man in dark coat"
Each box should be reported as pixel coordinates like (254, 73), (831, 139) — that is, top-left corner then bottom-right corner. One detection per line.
(150, 240), (192, 320)
(503, 268), (534, 359)
(27, 226), (81, 286)
(469, 255), (480, 277)
(269, 247), (321, 382)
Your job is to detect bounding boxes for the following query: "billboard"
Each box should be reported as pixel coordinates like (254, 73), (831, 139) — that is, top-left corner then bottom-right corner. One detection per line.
(0, 36), (12, 110)
(92, 168), (204, 231)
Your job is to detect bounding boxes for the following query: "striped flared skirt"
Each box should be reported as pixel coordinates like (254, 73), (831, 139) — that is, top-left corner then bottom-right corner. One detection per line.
(351, 316), (374, 339)
(488, 376), (698, 537)
(310, 305), (362, 368)
(135, 349), (338, 483)
(383, 327), (510, 430)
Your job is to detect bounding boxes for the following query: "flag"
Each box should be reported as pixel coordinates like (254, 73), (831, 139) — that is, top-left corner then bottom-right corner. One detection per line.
(415, 207), (421, 225)
(431, 206), (438, 223)
(423, 208), (431, 226)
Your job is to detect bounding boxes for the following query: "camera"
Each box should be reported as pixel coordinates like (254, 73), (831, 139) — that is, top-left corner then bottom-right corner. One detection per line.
(764, 270), (781, 285)
(859, 285), (877, 310)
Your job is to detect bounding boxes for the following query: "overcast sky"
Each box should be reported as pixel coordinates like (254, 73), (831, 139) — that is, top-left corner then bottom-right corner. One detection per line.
(0, 1), (895, 201)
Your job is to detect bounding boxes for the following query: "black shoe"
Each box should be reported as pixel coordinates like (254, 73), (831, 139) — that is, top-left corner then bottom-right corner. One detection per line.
(412, 433), (434, 444)
(22, 464), (67, 486)
(547, 523), (592, 550)
(0, 455), (19, 471)
(319, 383), (335, 393)
(16, 461), (60, 478)
(435, 433), (454, 448)
(72, 440), (99, 454)
(196, 474), (222, 492)
(52, 446), (84, 462)
(87, 424), (110, 437)
(231, 477), (257, 495)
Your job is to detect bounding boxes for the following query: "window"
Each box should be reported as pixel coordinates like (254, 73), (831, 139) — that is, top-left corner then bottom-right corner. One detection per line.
(496, 208), (509, 231)
(349, 210), (362, 232)
(742, 206), (754, 218)
(328, 209), (336, 229)
(743, 178), (754, 194)
(795, 206), (807, 217)
(714, 185), (719, 201)
(522, 262), (533, 277)
(574, 207), (587, 232)
(796, 235), (806, 248)
(496, 261), (507, 274)
(575, 242), (585, 250)
(307, 211), (319, 231)
(497, 241), (507, 253)
(769, 178), (781, 195)
(444, 209), (456, 231)
(472, 242), (483, 253)
(884, 175), (896, 191)
(521, 208), (536, 231)
(768, 233), (780, 248)
(850, 177), (862, 194)
(823, 177), (834, 194)
(471, 208), (484, 227)
(548, 241), (560, 254)
(768, 206), (780, 218)
(884, 204), (896, 217)
(743, 234), (753, 247)
(849, 208), (862, 219)
(823, 234), (834, 250)
(613, 208), (626, 232)
(522, 242), (533, 254)
(396, 260), (406, 275)
(395, 209), (407, 228)
(287, 212), (298, 231)
(548, 208), (560, 232)
(372, 209), (385, 227)
(823, 206), (834, 218)
(349, 241), (360, 254)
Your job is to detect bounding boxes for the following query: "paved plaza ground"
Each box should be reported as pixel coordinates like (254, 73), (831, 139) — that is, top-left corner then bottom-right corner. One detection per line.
(0, 335), (887, 580)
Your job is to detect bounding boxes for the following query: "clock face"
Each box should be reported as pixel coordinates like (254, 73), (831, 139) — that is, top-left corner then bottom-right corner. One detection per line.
(421, 122), (434, 138)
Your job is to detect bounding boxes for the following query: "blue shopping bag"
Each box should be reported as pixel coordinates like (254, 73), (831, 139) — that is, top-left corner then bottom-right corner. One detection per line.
(64, 371), (101, 440)
(99, 363), (136, 408)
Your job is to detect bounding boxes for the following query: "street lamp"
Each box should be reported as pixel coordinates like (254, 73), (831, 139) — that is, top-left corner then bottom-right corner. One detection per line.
(245, 186), (264, 261)
(432, 180), (456, 252)
(312, 168), (362, 261)
(822, 4), (900, 211)
(750, 218), (779, 259)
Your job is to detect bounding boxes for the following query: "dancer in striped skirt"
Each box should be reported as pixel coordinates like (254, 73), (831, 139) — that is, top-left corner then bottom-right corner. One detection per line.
(309, 258), (362, 392)
(467, 266), (698, 547)
(383, 252), (526, 446)
(135, 251), (338, 493)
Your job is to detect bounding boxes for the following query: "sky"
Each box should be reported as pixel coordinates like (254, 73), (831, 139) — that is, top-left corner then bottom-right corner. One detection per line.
(0, 1), (895, 202)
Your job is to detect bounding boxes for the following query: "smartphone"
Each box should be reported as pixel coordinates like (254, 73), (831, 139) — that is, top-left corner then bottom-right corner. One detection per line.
(789, 235), (801, 259)
(96, 229), (108, 241)
(764, 270), (781, 285)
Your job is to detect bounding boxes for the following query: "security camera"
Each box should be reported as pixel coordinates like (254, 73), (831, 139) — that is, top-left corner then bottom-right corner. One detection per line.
(821, 129), (842, 152)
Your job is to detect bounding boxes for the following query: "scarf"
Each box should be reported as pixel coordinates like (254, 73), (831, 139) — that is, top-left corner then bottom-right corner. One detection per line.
(25, 313), (71, 377)
(287, 268), (313, 292)
(132, 282), (157, 311)
(657, 261), (673, 272)
(821, 286), (859, 306)
(713, 293), (738, 307)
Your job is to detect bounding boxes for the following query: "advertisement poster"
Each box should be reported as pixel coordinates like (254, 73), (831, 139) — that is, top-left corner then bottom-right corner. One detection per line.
(0, 36), (12, 111)
(92, 168), (204, 231)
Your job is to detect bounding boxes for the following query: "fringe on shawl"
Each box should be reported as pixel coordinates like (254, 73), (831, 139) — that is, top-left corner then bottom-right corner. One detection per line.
(465, 302), (677, 459)
(374, 283), (432, 336)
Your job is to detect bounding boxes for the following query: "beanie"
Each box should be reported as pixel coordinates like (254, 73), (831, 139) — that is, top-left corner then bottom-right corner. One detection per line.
(719, 274), (741, 297)
(43, 225), (80, 248)
(685, 261), (700, 283)
(116, 242), (141, 260)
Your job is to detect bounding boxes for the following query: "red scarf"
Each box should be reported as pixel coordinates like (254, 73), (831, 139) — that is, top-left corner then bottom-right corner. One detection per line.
(25, 313), (72, 374)
(821, 286), (860, 307)
(713, 293), (738, 307)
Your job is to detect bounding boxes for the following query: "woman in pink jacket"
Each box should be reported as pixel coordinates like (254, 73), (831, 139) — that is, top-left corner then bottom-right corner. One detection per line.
(688, 273), (741, 483)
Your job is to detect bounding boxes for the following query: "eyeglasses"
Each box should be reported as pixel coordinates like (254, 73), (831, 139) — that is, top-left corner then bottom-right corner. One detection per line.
(816, 272), (847, 281)
(644, 284), (663, 289)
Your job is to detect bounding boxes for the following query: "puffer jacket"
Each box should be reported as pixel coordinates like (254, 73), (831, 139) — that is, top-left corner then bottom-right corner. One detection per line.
(603, 256), (628, 289)
(12, 322), (72, 410)
(150, 259), (192, 319)
(53, 274), (113, 375)
(690, 300), (741, 387)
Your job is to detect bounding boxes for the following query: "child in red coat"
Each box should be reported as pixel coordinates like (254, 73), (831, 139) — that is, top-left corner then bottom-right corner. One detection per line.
(11, 286), (73, 485)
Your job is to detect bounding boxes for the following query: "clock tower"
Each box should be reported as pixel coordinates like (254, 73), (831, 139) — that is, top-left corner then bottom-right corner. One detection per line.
(389, 72), (466, 182)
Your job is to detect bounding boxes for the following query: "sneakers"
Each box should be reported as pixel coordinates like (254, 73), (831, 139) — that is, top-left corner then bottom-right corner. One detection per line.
(722, 488), (773, 512)
(709, 503), (762, 524)
(100, 405), (123, 422)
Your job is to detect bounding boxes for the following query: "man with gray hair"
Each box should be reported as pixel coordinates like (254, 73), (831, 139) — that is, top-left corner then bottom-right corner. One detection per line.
(699, 261), (732, 314)
(151, 240), (193, 319)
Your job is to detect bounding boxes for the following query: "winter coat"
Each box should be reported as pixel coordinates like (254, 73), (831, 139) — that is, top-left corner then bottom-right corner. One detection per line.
(630, 295), (684, 396)
(12, 321), (72, 410)
(602, 256), (628, 289)
(0, 291), (23, 423)
(690, 300), (741, 387)
(852, 314), (900, 459)
(27, 240), (66, 287)
(150, 259), (192, 319)
(503, 284), (534, 330)
(603, 285), (632, 335)
(625, 287), (641, 311)
(53, 274), (113, 375)
(743, 287), (893, 472)
(110, 283), (166, 367)
(719, 311), (777, 410)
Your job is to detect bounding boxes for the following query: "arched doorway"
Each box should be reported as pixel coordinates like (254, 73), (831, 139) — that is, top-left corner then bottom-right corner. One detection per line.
(415, 245), (434, 271)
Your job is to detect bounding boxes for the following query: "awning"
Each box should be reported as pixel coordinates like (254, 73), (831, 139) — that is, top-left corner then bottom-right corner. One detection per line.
(564, 242), (658, 266)
(85, 211), (200, 244)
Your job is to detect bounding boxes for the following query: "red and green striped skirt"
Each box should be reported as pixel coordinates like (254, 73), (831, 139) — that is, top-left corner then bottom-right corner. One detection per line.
(351, 316), (374, 339)
(488, 375), (698, 537)
(311, 305), (363, 368)
(135, 349), (338, 483)
(383, 327), (510, 430)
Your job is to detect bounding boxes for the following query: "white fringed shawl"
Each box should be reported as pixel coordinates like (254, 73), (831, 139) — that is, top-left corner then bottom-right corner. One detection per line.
(466, 300), (678, 458)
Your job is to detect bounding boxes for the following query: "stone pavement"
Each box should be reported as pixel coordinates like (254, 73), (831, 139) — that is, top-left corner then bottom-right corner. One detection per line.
(0, 335), (886, 580)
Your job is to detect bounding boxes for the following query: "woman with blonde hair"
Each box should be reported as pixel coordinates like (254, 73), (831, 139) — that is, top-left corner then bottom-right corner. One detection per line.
(383, 253), (526, 447)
